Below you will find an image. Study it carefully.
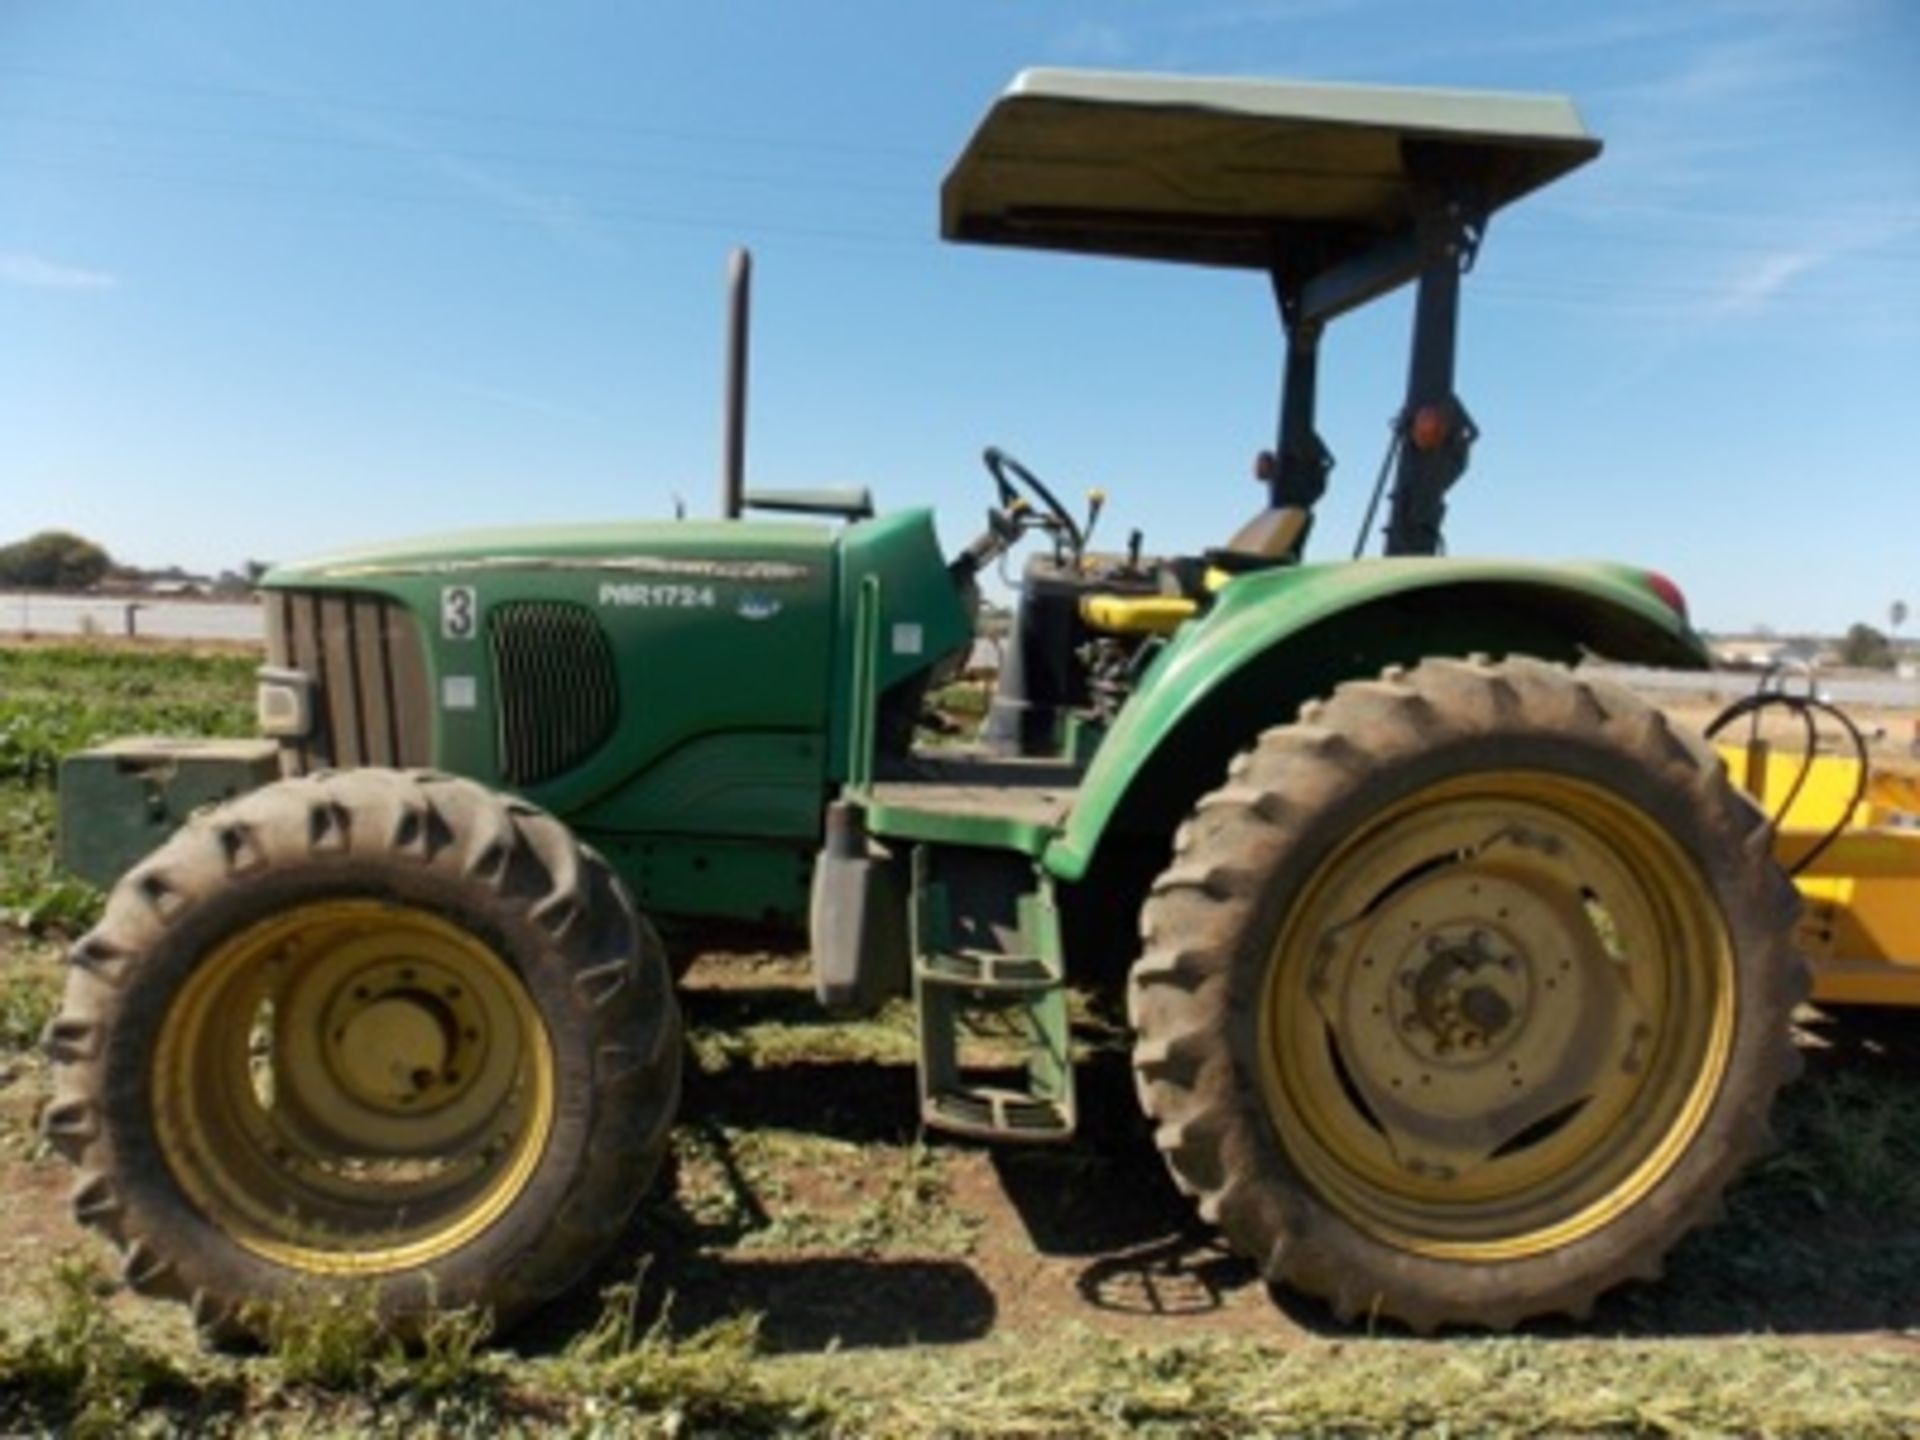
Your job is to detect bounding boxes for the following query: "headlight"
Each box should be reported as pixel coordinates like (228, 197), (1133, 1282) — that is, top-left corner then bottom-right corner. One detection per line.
(256, 666), (315, 739)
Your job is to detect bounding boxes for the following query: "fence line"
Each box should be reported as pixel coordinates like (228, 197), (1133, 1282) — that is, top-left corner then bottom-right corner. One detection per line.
(0, 592), (264, 642)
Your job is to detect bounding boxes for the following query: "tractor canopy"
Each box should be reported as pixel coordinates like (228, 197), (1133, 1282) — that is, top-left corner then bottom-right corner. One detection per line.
(942, 68), (1600, 278)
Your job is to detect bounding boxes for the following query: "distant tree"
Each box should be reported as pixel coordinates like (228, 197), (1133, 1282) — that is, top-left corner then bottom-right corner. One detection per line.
(1892, 599), (1909, 636)
(1838, 622), (1895, 669)
(242, 558), (273, 585)
(0, 529), (113, 590)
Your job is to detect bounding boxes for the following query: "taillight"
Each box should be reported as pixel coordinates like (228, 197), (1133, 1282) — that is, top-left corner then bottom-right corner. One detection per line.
(1645, 571), (1689, 622)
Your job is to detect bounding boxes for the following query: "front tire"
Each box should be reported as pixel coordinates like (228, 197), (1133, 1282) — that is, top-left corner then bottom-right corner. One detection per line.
(44, 769), (681, 1337)
(1129, 658), (1804, 1330)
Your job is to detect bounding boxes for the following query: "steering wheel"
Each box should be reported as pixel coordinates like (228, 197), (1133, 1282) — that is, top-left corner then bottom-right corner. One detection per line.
(983, 447), (1084, 560)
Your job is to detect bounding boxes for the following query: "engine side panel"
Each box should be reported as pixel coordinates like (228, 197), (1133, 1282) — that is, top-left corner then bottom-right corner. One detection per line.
(264, 521), (834, 802)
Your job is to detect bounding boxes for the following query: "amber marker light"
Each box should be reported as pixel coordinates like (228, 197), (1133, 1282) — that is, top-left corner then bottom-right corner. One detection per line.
(1410, 405), (1451, 451)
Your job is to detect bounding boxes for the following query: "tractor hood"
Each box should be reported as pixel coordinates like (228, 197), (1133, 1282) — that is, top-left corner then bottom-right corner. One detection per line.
(260, 517), (837, 587)
(253, 504), (972, 810)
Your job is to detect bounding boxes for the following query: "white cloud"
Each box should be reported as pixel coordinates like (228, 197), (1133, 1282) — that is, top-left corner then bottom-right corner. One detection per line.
(0, 251), (118, 292)
(1712, 248), (1828, 317)
(1706, 214), (1920, 318)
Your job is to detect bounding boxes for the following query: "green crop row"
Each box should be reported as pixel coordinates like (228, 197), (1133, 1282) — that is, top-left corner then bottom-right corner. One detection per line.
(0, 644), (256, 932)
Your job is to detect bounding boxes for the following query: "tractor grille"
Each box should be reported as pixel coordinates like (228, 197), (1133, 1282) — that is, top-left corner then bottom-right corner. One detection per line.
(487, 601), (619, 787)
(266, 590), (432, 773)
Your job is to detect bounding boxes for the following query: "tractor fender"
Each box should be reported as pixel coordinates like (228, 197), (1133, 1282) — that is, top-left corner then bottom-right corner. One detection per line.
(1042, 557), (1707, 883)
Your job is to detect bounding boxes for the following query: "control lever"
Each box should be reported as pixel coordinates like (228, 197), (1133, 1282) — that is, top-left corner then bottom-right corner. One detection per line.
(1082, 489), (1107, 557)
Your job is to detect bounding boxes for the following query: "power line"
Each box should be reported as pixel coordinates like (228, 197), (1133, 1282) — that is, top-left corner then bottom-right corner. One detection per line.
(0, 152), (928, 252)
(0, 109), (925, 195)
(12, 145), (1917, 286)
(0, 63), (945, 162)
(6, 113), (1914, 272)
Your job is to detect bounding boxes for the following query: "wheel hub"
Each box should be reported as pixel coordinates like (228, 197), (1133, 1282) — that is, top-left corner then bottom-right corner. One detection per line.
(322, 961), (485, 1113)
(1396, 926), (1529, 1061)
(1301, 811), (1649, 1190)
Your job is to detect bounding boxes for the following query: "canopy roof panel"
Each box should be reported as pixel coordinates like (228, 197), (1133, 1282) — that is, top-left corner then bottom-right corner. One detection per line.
(942, 69), (1601, 272)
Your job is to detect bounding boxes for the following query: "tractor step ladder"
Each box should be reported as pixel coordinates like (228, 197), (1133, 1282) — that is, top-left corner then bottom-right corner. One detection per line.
(911, 844), (1075, 1141)
(844, 574), (1077, 1140)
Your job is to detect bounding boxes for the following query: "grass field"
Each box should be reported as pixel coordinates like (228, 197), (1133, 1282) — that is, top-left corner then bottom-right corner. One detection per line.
(4, 641), (1920, 1435)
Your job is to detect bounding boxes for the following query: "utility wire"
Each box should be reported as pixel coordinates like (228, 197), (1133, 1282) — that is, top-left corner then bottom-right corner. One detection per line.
(0, 110), (925, 195)
(0, 63), (943, 161)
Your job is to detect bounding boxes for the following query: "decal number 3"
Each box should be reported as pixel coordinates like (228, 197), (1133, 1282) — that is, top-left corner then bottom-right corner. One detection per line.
(441, 586), (478, 640)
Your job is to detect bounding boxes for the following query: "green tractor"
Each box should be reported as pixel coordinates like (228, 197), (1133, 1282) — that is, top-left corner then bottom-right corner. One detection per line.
(46, 70), (1801, 1336)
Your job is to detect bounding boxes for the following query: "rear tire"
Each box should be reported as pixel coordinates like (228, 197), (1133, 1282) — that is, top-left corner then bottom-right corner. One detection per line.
(1129, 657), (1804, 1330)
(44, 769), (680, 1338)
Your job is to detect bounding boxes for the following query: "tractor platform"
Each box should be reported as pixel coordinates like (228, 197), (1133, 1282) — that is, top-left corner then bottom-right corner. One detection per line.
(867, 750), (1080, 856)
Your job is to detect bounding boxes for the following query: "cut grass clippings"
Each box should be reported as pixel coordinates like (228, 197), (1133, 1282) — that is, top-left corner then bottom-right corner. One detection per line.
(772, 1328), (1920, 1437)
(6, 1264), (1920, 1437)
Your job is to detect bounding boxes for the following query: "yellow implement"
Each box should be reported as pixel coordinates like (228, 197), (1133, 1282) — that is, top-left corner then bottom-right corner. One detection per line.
(1720, 742), (1920, 1005)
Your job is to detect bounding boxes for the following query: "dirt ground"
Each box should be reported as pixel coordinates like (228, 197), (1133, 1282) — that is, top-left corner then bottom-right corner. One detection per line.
(568, 951), (1920, 1355)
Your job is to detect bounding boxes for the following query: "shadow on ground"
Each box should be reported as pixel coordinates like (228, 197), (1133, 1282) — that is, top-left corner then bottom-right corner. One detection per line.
(532, 981), (1920, 1352)
(1005, 1013), (1920, 1342)
(991, 1050), (1262, 1320)
(1581, 1008), (1920, 1339)
(517, 1244), (996, 1356)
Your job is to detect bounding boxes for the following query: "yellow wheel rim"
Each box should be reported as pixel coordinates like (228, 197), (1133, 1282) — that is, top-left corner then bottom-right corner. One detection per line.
(153, 899), (555, 1275)
(1259, 772), (1734, 1261)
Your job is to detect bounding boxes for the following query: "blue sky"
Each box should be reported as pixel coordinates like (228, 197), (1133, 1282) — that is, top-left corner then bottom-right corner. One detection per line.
(2, 1), (1914, 634)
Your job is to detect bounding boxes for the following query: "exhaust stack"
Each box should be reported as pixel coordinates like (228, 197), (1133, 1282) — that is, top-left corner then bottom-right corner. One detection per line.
(720, 247), (751, 520)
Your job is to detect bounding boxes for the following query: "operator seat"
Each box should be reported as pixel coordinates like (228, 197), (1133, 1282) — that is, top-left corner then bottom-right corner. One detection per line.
(1218, 503), (1312, 565)
(1079, 503), (1312, 638)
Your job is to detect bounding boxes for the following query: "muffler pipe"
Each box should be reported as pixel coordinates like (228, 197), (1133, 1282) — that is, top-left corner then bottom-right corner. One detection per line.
(720, 246), (751, 520)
